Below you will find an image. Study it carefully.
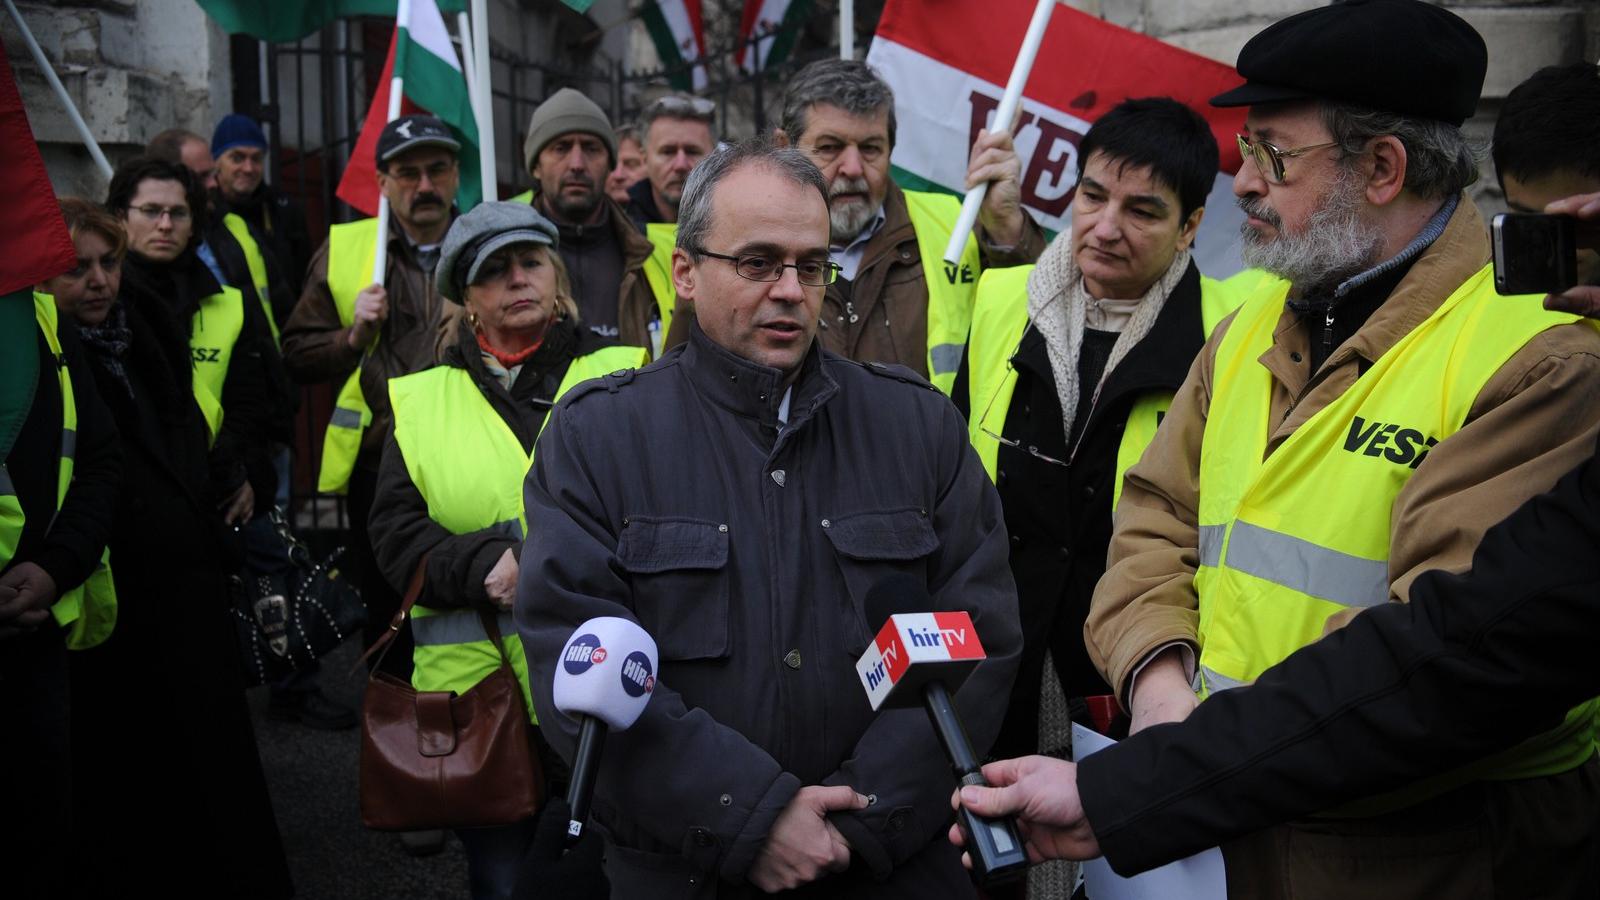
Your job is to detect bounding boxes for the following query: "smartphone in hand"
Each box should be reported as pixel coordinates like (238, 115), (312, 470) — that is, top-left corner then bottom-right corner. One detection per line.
(1493, 213), (1578, 296)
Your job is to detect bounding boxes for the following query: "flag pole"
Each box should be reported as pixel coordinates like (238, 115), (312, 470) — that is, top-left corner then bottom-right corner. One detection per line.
(840, 0), (855, 59)
(3, 0), (112, 179)
(373, 0), (413, 283)
(941, 0), (1054, 265)
(456, 12), (476, 99)
(471, 0), (496, 202)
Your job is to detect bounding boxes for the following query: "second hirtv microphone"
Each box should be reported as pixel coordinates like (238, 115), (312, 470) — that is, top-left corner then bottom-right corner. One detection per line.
(854, 578), (1029, 887)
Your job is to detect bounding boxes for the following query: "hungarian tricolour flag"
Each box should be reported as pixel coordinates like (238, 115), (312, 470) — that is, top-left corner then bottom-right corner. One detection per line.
(0, 40), (74, 296)
(867, 0), (1250, 277)
(642, 0), (709, 92)
(197, 0), (465, 43)
(735, 0), (812, 74)
(335, 0), (480, 216)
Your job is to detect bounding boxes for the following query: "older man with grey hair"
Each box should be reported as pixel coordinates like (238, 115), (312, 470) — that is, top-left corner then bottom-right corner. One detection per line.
(774, 58), (1044, 395)
(518, 140), (1021, 898)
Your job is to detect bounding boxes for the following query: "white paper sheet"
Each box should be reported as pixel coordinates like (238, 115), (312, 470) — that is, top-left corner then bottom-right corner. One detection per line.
(1071, 723), (1229, 900)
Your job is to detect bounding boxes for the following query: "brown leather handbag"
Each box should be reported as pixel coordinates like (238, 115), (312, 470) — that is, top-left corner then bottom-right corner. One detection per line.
(357, 555), (543, 831)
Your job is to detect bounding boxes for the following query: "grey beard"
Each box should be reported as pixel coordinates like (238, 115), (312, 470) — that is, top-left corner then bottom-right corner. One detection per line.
(828, 177), (875, 243)
(1239, 167), (1384, 292)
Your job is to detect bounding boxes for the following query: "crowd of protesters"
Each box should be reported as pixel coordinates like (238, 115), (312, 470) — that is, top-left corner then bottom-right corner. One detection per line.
(10, 2), (1600, 898)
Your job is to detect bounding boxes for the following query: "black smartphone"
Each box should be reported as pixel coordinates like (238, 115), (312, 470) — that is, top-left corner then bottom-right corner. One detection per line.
(1492, 213), (1578, 296)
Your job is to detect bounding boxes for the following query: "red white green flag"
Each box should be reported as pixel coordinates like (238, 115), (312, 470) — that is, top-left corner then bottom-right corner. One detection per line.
(867, 0), (1251, 276)
(735, 0), (811, 74)
(335, 0), (481, 216)
(641, 0), (709, 92)
(195, 0), (466, 43)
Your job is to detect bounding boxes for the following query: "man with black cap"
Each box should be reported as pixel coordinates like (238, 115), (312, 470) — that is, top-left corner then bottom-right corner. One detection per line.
(1079, 1), (1600, 896)
(510, 88), (670, 356)
(281, 114), (462, 734)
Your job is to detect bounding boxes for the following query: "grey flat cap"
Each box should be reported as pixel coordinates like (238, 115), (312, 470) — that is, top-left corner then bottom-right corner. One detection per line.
(435, 201), (560, 303)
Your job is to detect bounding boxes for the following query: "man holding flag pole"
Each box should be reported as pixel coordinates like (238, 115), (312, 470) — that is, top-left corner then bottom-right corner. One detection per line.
(281, 0), (481, 720)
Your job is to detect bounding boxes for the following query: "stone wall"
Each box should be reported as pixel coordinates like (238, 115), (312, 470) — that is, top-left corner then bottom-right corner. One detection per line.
(8, 0), (232, 201)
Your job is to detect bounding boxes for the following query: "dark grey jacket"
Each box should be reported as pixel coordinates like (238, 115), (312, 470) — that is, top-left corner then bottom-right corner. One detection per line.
(517, 324), (1021, 898)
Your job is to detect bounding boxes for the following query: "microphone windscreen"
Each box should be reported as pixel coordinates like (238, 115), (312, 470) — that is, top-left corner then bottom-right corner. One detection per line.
(551, 616), (659, 731)
(863, 573), (931, 630)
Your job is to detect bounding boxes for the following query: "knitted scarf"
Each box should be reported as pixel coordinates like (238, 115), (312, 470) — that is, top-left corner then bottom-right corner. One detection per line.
(77, 301), (135, 400)
(1025, 231), (1190, 444)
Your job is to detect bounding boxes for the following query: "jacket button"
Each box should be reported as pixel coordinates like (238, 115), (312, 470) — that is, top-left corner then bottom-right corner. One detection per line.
(1082, 485), (1096, 500)
(784, 649), (802, 669)
(821, 518), (831, 528)
(720, 793), (733, 806)
(1059, 547), (1071, 561)
(718, 523), (729, 533)
(997, 471), (1007, 487)
(1291, 351), (1303, 363)
(771, 469), (786, 487)
(1010, 534), (1021, 547)
(693, 828), (713, 847)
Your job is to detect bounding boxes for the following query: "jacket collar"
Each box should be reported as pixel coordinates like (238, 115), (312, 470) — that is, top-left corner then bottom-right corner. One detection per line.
(851, 182), (919, 275)
(626, 177), (666, 224)
(1275, 193), (1489, 368)
(533, 193), (654, 270)
(680, 319), (837, 427)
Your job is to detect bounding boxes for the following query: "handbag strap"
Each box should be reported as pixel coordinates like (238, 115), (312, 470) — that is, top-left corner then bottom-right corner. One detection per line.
(354, 550), (430, 676)
(476, 605), (518, 672)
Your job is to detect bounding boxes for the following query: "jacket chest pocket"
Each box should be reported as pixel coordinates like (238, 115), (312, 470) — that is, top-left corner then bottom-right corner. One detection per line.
(616, 516), (730, 662)
(822, 507), (939, 655)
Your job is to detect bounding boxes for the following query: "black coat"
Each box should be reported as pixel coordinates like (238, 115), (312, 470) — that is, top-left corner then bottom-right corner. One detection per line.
(67, 284), (291, 899)
(1079, 430), (1600, 876)
(205, 215), (300, 439)
(954, 261), (1208, 759)
(212, 183), (314, 299)
(121, 250), (281, 502)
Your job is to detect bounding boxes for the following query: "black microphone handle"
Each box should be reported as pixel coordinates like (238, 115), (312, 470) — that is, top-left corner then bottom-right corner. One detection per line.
(923, 681), (1030, 886)
(564, 715), (609, 847)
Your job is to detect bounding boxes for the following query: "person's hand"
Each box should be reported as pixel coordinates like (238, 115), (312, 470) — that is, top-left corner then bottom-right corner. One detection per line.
(747, 784), (868, 892)
(347, 283), (389, 349)
(512, 796), (609, 900)
(0, 562), (59, 640)
(1543, 191), (1600, 318)
(484, 548), (518, 610)
(1127, 649), (1198, 735)
(220, 480), (255, 526)
(968, 123), (1027, 247)
(948, 755), (1100, 863)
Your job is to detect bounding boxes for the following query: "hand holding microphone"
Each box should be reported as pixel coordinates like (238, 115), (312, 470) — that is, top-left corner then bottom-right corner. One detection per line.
(854, 577), (1030, 887)
(552, 616), (658, 846)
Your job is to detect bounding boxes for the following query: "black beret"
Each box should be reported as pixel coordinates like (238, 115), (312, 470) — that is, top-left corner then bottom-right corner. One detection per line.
(1210, 0), (1488, 127)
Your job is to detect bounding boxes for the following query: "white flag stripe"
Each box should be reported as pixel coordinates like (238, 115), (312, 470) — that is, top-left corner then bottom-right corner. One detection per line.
(657, 0), (707, 90)
(740, 0), (792, 73)
(869, 36), (1245, 277)
(408, 0), (463, 72)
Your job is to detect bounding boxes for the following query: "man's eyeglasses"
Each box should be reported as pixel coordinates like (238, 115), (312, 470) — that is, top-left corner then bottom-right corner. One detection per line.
(128, 204), (191, 223)
(694, 249), (841, 286)
(976, 326), (1070, 469)
(385, 160), (458, 186)
(1236, 134), (1340, 184)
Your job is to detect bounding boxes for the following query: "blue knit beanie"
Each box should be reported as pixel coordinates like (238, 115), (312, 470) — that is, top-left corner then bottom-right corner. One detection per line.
(211, 114), (268, 157)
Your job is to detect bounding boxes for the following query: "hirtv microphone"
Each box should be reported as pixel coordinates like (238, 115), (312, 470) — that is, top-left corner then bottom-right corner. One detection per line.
(552, 616), (658, 846)
(854, 577), (1029, 887)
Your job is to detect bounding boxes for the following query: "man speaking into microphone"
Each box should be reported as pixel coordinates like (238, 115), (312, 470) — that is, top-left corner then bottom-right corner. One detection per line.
(516, 140), (1021, 897)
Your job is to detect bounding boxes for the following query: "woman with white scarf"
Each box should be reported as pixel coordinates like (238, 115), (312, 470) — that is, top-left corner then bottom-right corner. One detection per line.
(954, 98), (1239, 766)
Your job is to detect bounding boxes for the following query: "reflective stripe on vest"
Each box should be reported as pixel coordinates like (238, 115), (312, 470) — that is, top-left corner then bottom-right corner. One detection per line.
(965, 265), (1247, 502)
(642, 222), (677, 358)
(903, 189), (981, 395)
(15, 294), (118, 648)
(221, 212), (278, 344)
(388, 344), (649, 720)
(1195, 263), (1600, 784)
(316, 218), (380, 495)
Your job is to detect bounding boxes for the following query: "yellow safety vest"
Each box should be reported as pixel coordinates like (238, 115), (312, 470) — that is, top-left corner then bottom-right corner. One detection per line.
(902, 189), (982, 395)
(188, 286), (244, 446)
(6, 294), (117, 649)
(316, 218), (380, 495)
(1196, 263), (1600, 784)
(388, 344), (648, 719)
(641, 222), (677, 358)
(220, 212), (278, 345)
(965, 265), (1248, 504)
